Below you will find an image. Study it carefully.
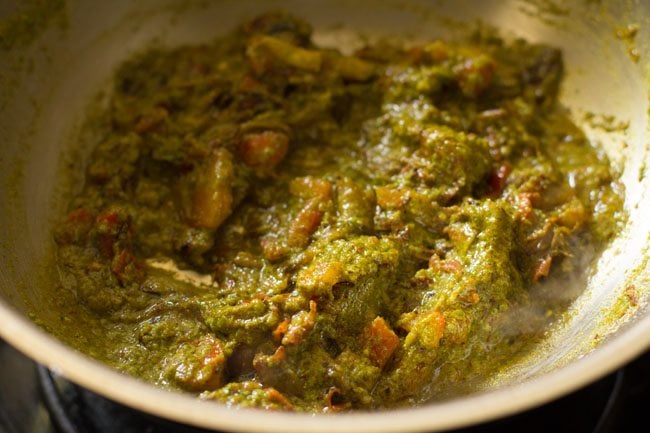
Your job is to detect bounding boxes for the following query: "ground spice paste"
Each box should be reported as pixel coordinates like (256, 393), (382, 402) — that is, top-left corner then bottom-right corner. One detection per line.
(54, 12), (624, 411)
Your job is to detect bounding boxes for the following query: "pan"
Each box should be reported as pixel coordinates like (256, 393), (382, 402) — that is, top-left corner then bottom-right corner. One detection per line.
(1, 0), (649, 431)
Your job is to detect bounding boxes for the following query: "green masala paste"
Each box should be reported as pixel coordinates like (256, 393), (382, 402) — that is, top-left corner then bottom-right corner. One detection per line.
(53, 12), (624, 411)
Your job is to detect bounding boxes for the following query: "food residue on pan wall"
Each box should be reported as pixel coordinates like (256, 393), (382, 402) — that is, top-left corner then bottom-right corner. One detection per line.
(615, 23), (641, 64)
(591, 250), (650, 348)
(521, 0), (568, 15)
(517, 0), (570, 25)
(583, 112), (631, 134)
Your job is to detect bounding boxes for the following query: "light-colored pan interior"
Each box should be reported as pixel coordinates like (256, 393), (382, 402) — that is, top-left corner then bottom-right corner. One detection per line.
(1, 1), (650, 432)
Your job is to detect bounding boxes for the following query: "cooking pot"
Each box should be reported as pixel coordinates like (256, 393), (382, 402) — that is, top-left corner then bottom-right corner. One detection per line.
(1, 1), (649, 432)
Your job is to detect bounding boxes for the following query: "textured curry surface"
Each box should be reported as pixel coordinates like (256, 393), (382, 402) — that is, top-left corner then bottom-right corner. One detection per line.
(53, 13), (624, 411)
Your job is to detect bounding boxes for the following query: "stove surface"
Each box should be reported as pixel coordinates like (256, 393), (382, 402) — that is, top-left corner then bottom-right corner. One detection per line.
(1, 340), (648, 433)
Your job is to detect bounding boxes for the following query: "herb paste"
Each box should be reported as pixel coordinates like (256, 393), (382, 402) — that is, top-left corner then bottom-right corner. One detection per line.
(54, 12), (624, 411)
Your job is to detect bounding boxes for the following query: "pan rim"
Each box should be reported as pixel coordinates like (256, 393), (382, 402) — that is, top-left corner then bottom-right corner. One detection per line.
(0, 296), (648, 433)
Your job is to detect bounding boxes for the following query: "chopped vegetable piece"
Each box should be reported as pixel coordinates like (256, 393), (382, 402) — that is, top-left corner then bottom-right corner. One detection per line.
(239, 130), (290, 170)
(287, 199), (323, 248)
(282, 300), (317, 346)
(363, 317), (400, 368)
(190, 148), (234, 230)
(404, 310), (446, 350)
(247, 35), (323, 75)
(167, 335), (226, 392)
